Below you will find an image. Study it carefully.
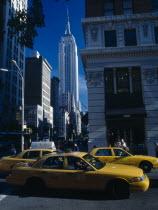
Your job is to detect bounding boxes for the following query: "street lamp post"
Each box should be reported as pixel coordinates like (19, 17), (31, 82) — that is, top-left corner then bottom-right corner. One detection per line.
(0, 60), (24, 151)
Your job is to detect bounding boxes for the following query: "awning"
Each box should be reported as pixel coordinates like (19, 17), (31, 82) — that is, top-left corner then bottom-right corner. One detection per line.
(0, 132), (22, 134)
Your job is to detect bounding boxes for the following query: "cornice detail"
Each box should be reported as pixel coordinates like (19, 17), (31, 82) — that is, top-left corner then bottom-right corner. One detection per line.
(84, 47), (158, 59)
(82, 12), (158, 24)
(86, 72), (104, 87)
(90, 24), (98, 42)
(142, 66), (158, 84)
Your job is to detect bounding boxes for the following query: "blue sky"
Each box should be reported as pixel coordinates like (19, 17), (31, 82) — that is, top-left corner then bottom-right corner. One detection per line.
(26, 0), (88, 111)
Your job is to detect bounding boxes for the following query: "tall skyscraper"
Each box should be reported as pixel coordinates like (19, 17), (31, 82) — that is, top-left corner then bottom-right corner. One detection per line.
(58, 11), (79, 111)
(58, 11), (81, 137)
(0, 0), (27, 128)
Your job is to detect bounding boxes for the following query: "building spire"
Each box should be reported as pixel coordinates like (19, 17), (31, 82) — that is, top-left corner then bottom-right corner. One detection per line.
(65, 8), (71, 35)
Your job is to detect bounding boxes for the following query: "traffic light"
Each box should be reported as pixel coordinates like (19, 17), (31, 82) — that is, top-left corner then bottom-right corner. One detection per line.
(24, 128), (32, 134)
(16, 112), (21, 121)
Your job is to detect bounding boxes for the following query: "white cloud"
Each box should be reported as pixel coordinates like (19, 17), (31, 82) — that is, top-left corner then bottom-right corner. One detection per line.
(79, 74), (87, 91)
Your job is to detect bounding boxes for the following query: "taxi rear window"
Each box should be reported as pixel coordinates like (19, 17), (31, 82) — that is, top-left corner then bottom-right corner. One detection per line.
(95, 149), (112, 156)
(42, 151), (52, 156)
(22, 151), (40, 159)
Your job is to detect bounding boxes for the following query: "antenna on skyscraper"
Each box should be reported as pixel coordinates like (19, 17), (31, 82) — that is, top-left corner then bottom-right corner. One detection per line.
(67, 8), (69, 22)
(65, 8), (71, 35)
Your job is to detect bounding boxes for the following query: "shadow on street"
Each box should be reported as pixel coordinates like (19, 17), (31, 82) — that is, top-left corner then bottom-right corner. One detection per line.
(11, 187), (111, 201)
(149, 179), (158, 188)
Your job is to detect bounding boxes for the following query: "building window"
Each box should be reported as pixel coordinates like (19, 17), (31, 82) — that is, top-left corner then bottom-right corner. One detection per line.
(152, 0), (158, 12)
(123, 0), (133, 14)
(124, 29), (137, 46)
(104, 30), (117, 47)
(105, 67), (142, 94)
(104, 0), (114, 16)
(116, 68), (129, 93)
(154, 27), (158, 44)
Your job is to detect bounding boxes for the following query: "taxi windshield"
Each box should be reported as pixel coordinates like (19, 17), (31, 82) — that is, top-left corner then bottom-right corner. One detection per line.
(83, 154), (105, 169)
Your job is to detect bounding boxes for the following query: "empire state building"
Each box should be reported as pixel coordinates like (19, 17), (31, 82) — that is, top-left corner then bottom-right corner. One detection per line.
(58, 11), (81, 138)
(58, 12), (79, 111)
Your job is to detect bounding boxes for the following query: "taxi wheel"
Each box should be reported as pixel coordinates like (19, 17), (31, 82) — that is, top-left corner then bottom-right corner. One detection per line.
(139, 161), (152, 173)
(25, 178), (45, 194)
(106, 179), (130, 200)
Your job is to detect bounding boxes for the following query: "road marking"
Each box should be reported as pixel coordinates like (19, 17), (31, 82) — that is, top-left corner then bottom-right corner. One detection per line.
(0, 193), (8, 202)
(0, 178), (13, 203)
(0, 178), (10, 202)
(0, 188), (12, 202)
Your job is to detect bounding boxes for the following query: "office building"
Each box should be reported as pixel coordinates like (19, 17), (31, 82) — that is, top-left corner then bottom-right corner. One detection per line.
(25, 51), (53, 139)
(0, 0), (27, 129)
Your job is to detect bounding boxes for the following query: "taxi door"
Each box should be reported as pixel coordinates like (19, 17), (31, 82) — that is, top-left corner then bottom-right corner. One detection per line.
(73, 170), (103, 190)
(39, 156), (67, 189)
(60, 156), (103, 190)
(112, 148), (134, 165)
(93, 148), (116, 163)
(39, 157), (80, 190)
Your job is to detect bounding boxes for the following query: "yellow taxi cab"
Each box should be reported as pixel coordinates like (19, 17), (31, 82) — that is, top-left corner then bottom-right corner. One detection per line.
(6, 152), (149, 199)
(0, 148), (56, 172)
(89, 147), (158, 172)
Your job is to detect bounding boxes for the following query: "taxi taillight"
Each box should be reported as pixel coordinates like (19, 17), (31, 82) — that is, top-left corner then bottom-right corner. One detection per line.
(8, 167), (13, 175)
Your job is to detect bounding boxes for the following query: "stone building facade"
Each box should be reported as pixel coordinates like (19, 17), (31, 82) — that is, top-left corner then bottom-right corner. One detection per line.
(80, 0), (158, 155)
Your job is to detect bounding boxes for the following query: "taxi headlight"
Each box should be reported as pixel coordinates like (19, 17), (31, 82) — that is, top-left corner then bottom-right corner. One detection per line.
(132, 175), (145, 182)
(153, 159), (158, 163)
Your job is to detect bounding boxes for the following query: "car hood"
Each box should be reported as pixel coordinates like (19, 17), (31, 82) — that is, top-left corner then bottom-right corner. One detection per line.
(99, 163), (143, 177)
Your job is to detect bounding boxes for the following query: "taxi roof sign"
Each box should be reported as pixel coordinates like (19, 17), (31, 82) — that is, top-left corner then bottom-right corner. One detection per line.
(30, 141), (56, 150)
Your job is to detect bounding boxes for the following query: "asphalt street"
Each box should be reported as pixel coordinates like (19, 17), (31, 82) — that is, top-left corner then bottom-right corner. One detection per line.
(0, 183), (157, 210)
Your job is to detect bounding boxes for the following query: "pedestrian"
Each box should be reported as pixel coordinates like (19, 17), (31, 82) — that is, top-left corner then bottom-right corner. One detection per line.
(121, 139), (129, 151)
(155, 142), (158, 158)
(58, 140), (63, 150)
(93, 145), (97, 148)
(10, 144), (16, 155)
(73, 143), (79, 151)
(114, 140), (119, 147)
(65, 148), (73, 153)
(118, 141), (122, 148)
